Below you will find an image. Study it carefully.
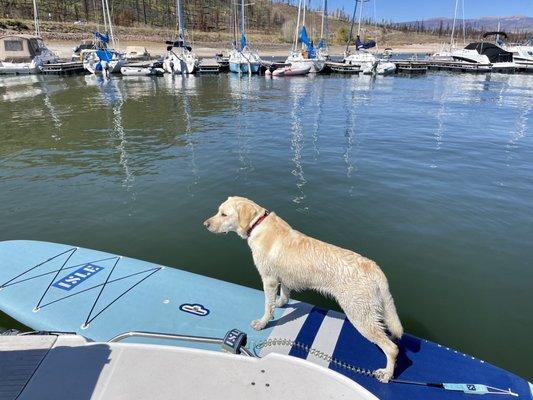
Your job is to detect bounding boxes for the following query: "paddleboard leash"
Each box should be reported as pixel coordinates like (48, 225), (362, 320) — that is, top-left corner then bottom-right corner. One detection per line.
(254, 338), (518, 396)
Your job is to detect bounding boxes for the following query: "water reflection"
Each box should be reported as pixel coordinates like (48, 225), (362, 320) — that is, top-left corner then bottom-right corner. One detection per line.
(343, 79), (357, 180)
(84, 75), (134, 194)
(289, 79), (311, 211)
(506, 97), (530, 167)
(165, 74), (199, 194)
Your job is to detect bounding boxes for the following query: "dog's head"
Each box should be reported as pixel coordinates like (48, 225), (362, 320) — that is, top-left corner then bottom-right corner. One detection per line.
(204, 196), (266, 239)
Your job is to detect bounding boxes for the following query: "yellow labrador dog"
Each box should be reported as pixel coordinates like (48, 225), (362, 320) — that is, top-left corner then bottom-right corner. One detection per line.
(204, 196), (403, 382)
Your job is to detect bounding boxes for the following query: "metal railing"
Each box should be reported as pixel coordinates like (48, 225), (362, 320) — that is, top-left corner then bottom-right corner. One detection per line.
(108, 331), (254, 357)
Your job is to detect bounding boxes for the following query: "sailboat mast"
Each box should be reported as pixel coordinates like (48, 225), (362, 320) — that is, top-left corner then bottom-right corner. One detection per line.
(320, 0), (326, 39)
(461, 0), (466, 44)
(101, 0), (107, 32)
(346, 0), (357, 52)
(357, 0), (364, 37)
(294, 0), (302, 51)
(241, 0), (245, 41)
(232, 0), (237, 48)
(301, 0), (307, 50)
(32, 0), (40, 36)
(450, 0), (459, 47)
(104, 0), (116, 48)
(176, 0), (184, 39)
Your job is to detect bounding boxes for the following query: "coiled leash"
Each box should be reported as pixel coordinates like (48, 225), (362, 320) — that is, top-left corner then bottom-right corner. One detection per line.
(254, 338), (518, 397)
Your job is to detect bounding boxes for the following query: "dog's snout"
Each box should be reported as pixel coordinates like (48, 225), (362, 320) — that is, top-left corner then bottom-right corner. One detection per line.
(203, 219), (210, 228)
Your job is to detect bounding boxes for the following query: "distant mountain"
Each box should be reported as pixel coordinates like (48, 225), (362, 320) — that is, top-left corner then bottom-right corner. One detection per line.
(400, 16), (533, 33)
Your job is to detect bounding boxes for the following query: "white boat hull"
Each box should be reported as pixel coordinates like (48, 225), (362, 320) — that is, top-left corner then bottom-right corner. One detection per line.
(285, 52), (325, 73)
(163, 50), (197, 74)
(121, 66), (165, 76)
(0, 61), (40, 74)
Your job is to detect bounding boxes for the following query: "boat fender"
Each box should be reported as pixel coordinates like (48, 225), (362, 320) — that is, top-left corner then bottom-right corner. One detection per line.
(222, 329), (247, 355)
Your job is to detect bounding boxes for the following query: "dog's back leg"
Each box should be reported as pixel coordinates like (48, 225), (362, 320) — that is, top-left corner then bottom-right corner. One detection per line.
(376, 279), (403, 340)
(338, 293), (398, 383)
(381, 289), (403, 340)
(276, 282), (291, 307)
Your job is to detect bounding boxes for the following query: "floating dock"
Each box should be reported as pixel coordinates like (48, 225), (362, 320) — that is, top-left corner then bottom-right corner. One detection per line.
(197, 58), (221, 74)
(393, 61), (428, 74)
(326, 62), (361, 74)
(41, 62), (87, 75)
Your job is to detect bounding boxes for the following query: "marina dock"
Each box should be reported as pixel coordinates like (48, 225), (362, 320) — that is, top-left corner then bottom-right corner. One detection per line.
(41, 62), (86, 75)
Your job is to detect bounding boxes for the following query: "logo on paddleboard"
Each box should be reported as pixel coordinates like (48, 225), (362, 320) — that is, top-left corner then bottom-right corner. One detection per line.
(179, 303), (210, 316)
(52, 264), (104, 291)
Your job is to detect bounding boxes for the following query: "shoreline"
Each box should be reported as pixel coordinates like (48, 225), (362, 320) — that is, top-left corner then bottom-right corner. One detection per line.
(47, 39), (443, 60)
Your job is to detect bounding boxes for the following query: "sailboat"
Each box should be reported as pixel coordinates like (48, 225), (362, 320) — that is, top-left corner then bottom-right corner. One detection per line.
(163, 0), (198, 74)
(286, 0), (326, 73)
(0, 0), (58, 74)
(429, 0), (465, 61)
(82, 0), (125, 75)
(228, 0), (262, 74)
(342, 0), (395, 75)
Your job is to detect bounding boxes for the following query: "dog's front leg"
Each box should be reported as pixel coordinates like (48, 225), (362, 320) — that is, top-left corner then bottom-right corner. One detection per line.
(251, 276), (278, 331)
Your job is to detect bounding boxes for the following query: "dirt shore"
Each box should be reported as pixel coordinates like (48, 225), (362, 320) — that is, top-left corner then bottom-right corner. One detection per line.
(47, 39), (442, 60)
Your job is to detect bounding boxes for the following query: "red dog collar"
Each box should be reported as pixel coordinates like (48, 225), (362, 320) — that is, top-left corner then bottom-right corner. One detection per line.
(247, 211), (269, 237)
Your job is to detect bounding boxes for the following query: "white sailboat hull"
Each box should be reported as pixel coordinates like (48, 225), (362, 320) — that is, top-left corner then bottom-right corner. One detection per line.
(286, 52), (326, 73)
(163, 49), (197, 74)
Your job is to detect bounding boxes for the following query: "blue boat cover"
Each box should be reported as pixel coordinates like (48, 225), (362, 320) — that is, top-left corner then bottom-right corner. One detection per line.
(96, 50), (113, 62)
(356, 35), (376, 50)
(94, 31), (110, 44)
(299, 26), (316, 58)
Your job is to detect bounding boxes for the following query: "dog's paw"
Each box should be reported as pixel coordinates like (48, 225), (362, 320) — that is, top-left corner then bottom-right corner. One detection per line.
(250, 319), (267, 331)
(373, 368), (392, 383)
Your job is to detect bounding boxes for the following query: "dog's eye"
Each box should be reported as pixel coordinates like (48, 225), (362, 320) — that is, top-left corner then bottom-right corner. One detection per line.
(221, 213), (227, 217)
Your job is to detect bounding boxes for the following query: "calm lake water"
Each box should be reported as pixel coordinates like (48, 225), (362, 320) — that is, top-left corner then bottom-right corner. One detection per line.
(0, 72), (532, 379)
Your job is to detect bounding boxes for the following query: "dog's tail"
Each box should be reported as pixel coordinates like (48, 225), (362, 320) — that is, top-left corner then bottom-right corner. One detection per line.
(379, 281), (403, 340)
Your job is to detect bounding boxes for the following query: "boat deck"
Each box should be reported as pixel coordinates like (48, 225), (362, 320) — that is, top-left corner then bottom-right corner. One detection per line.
(0, 335), (56, 400)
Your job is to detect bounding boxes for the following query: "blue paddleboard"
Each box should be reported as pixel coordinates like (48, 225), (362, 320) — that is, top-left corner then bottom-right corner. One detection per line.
(0, 240), (531, 399)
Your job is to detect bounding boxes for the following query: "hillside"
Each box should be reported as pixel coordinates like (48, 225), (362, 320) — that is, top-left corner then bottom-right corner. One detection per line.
(3, 0), (520, 51)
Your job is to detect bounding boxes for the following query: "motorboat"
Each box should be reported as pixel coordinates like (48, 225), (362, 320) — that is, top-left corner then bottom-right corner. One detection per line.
(228, 0), (262, 74)
(0, 34), (58, 74)
(162, 0), (198, 74)
(451, 32), (518, 72)
(504, 37), (533, 68)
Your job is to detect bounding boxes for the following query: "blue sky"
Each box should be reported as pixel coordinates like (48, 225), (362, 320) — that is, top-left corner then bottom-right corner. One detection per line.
(321, 0), (533, 22)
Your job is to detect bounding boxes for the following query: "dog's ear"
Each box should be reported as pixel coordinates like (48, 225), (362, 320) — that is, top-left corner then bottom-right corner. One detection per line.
(236, 201), (258, 239)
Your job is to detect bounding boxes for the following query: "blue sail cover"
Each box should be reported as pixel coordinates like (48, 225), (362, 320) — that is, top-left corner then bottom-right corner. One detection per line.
(299, 26), (316, 58)
(96, 50), (114, 62)
(240, 33), (247, 50)
(94, 32), (110, 44)
(317, 39), (326, 49)
(355, 35), (376, 50)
